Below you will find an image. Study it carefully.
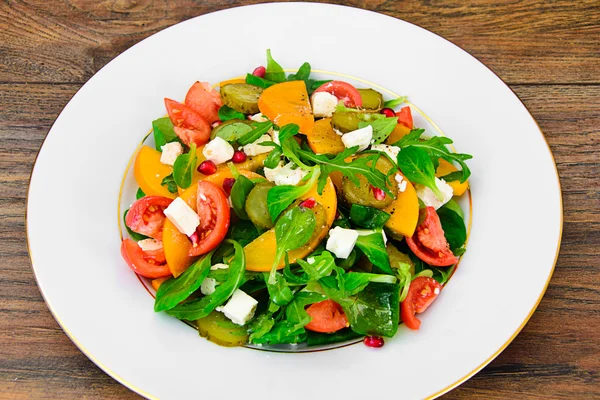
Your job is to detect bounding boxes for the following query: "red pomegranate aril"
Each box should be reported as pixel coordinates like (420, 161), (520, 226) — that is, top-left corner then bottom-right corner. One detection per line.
(188, 231), (199, 247)
(252, 66), (266, 78)
(381, 107), (396, 118)
(222, 178), (236, 196)
(211, 121), (222, 128)
(232, 150), (247, 164)
(198, 160), (217, 175)
(364, 335), (384, 348)
(372, 185), (386, 201)
(299, 198), (316, 209)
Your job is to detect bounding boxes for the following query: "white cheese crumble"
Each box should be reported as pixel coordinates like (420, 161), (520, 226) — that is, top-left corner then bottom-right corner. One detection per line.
(203, 136), (235, 165)
(371, 144), (400, 162)
(264, 162), (308, 186)
(416, 177), (454, 209)
(163, 197), (200, 236)
(341, 125), (373, 151)
(160, 142), (183, 166)
(249, 113), (268, 122)
(220, 289), (258, 326)
(210, 263), (229, 271)
(326, 226), (359, 259)
(310, 91), (338, 118)
(137, 238), (163, 252)
(240, 134), (272, 156)
(200, 277), (217, 296)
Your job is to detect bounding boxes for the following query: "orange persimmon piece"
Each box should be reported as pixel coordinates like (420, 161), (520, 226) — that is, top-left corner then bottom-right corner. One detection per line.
(134, 146), (176, 199)
(258, 81), (314, 135)
(436, 159), (469, 196)
(151, 276), (171, 291)
(385, 123), (411, 145)
(384, 173), (420, 238)
(307, 118), (345, 155)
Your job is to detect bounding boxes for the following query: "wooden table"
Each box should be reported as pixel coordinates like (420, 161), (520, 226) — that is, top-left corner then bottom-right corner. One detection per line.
(1, 1), (598, 398)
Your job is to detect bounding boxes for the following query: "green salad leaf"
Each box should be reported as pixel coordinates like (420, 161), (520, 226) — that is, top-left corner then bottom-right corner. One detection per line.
(286, 62), (311, 83)
(349, 204), (391, 229)
(249, 310), (277, 342)
(218, 105), (245, 122)
(265, 49), (286, 83)
(344, 282), (400, 337)
(152, 117), (178, 150)
(264, 146), (283, 169)
(227, 220), (260, 247)
(307, 79), (332, 95)
(286, 291), (327, 324)
(230, 175), (255, 220)
(396, 146), (443, 200)
(123, 210), (148, 241)
(437, 205), (467, 252)
(135, 188), (145, 199)
(357, 116), (398, 144)
(166, 240), (246, 320)
(355, 231), (393, 274)
(266, 166), (320, 222)
(213, 121), (253, 143)
(246, 73), (277, 89)
(154, 250), (215, 312)
(251, 319), (307, 345)
(172, 143), (197, 189)
(263, 272), (294, 306)
(160, 174), (178, 194)
(383, 96), (408, 109)
(238, 121), (273, 146)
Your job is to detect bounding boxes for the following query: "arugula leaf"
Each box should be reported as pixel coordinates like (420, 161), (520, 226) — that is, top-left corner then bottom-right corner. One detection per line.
(355, 231), (393, 274)
(238, 121), (273, 146)
(263, 272), (294, 306)
(135, 188), (145, 199)
(383, 96), (407, 109)
(154, 250), (214, 312)
(264, 146), (283, 169)
(245, 73), (277, 89)
(123, 210), (148, 241)
(266, 166), (320, 222)
(172, 143), (197, 189)
(394, 130), (473, 183)
(230, 175), (254, 220)
(218, 105), (245, 122)
(251, 319), (308, 345)
(349, 204), (391, 229)
(297, 251), (336, 282)
(248, 310), (277, 342)
(437, 206), (467, 252)
(357, 117), (398, 144)
(152, 117), (177, 150)
(396, 146), (443, 200)
(265, 49), (286, 83)
(269, 206), (316, 284)
(166, 240), (246, 320)
(160, 174), (178, 194)
(286, 291), (327, 325)
(298, 147), (391, 196)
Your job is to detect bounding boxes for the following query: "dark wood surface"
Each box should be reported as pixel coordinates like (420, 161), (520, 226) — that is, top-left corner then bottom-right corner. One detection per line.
(1, 1), (598, 398)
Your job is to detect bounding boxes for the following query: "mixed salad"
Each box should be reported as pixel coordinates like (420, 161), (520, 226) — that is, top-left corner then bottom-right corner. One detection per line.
(121, 50), (472, 349)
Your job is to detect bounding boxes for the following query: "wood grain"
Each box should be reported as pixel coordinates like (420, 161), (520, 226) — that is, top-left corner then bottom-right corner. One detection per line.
(0, 1), (598, 399)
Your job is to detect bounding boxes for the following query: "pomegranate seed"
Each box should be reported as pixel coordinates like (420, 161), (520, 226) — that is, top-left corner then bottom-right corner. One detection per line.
(222, 178), (235, 196)
(231, 150), (247, 164)
(198, 160), (217, 175)
(188, 231), (199, 247)
(211, 120), (222, 128)
(364, 335), (384, 348)
(299, 198), (316, 209)
(381, 107), (396, 118)
(252, 66), (266, 78)
(371, 185), (386, 201)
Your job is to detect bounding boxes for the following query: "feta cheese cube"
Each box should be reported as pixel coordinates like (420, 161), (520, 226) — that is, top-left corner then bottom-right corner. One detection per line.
(240, 134), (272, 156)
(395, 174), (408, 193)
(371, 144), (400, 162)
(271, 130), (280, 146)
(200, 277), (217, 296)
(159, 142), (183, 166)
(203, 137), (234, 165)
(311, 91), (338, 118)
(416, 177), (454, 210)
(341, 125), (373, 151)
(264, 162), (308, 186)
(163, 197), (200, 236)
(249, 113), (268, 122)
(137, 238), (163, 252)
(326, 226), (359, 259)
(210, 263), (229, 271)
(220, 289), (258, 326)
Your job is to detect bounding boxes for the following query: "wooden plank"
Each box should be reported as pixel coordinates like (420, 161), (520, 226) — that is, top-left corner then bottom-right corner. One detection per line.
(0, 1), (598, 84)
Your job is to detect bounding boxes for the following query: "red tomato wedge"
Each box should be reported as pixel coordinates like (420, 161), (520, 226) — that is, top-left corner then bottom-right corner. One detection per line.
(121, 239), (171, 278)
(305, 300), (349, 333)
(125, 196), (173, 239)
(313, 80), (363, 108)
(406, 207), (458, 266)
(164, 98), (211, 147)
(188, 181), (230, 256)
(397, 106), (413, 129)
(401, 277), (442, 330)
(184, 81), (222, 124)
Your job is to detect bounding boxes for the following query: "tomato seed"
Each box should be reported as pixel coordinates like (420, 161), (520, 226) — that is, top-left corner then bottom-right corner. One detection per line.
(371, 186), (386, 201)
(232, 150), (247, 164)
(198, 160), (217, 175)
(222, 178), (236, 196)
(380, 108), (396, 118)
(299, 198), (316, 209)
(252, 66), (266, 78)
(363, 336), (384, 348)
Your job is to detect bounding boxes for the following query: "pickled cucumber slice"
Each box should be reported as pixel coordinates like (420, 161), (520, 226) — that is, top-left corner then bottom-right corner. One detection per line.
(358, 88), (384, 110)
(211, 119), (252, 141)
(220, 83), (263, 114)
(340, 155), (398, 209)
(331, 111), (381, 133)
(245, 182), (275, 230)
(197, 311), (249, 347)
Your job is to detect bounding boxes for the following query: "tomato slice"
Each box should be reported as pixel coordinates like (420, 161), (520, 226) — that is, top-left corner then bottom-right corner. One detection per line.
(188, 181), (230, 256)
(121, 239), (171, 278)
(164, 98), (211, 147)
(184, 81), (222, 124)
(125, 196), (173, 239)
(305, 300), (349, 333)
(401, 276), (442, 330)
(406, 207), (458, 266)
(396, 106), (413, 129)
(313, 80), (363, 108)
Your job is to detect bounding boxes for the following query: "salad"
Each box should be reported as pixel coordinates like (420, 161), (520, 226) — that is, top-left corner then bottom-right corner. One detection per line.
(120, 50), (472, 349)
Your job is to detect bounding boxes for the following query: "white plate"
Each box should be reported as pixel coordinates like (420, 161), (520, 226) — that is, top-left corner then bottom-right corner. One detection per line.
(27, 3), (562, 399)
